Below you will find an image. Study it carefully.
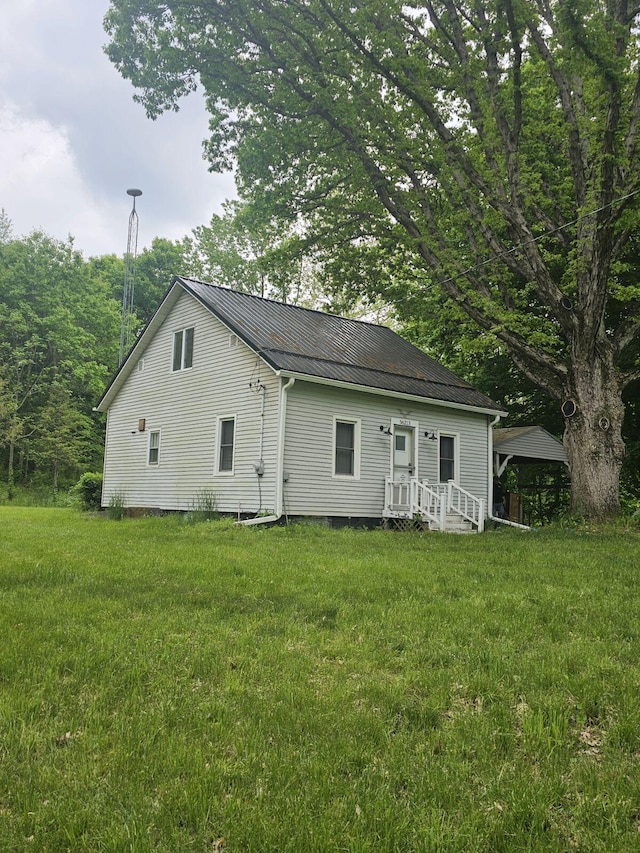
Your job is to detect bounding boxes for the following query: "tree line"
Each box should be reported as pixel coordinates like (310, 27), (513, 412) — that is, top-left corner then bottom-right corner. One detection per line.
(1, 199), (638, 513)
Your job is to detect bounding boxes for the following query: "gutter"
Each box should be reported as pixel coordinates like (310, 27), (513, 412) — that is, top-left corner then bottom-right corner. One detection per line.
(236, 375), (295, 527)
(488, 412), (530, 530)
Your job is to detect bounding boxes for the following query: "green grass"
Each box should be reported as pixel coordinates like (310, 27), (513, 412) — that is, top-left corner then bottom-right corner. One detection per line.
(0, 484), (73, 508)
(1, 508), (639, 851)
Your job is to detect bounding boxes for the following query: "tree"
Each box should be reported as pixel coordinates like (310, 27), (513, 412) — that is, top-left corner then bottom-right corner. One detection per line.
(134, 237), (188, 323)
(30, 380), (94, 491)
(0, 209), (13, 244)
(0, 232), (121, 490)
(182, 200), (322, 304)
(105, 0), (640, 517)
(181, 200), (267, 294)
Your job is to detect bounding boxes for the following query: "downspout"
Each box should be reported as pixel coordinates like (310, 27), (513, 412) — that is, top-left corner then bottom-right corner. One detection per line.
(488, 413), (501, 515)
(237, 375), (295, 527)
(276, 376), (295, 516)
(487, 413), (530, 530)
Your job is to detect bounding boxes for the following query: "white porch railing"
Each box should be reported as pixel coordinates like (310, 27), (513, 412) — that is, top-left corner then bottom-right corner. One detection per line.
(445, 480), (485, 533)
(383, 478), (485, 532)
(412, 479), (447, 529)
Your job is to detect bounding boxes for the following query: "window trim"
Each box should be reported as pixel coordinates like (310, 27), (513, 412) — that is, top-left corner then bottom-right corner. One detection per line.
(172, 326), (194, 372)
(332, 417), (361, 479)
(215, 415), (236, 476)
(438, 432), (459, 483)
(148, 429), (161, 466)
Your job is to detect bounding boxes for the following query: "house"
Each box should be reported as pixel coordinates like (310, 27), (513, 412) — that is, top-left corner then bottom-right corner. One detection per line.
(96, 277), (508, 531)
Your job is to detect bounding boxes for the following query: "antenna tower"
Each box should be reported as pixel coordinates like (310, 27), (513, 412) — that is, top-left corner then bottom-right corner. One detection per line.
(119, 188), (142, 365)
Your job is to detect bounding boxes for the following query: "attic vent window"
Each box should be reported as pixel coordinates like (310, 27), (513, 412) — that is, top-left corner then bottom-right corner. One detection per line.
(173, 327), (194, 371)
(229, 334), (239, 348)
(137, 359), (145, 373)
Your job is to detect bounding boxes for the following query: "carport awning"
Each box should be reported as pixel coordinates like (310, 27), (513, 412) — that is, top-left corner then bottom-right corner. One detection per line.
(493, 426), (568, 471)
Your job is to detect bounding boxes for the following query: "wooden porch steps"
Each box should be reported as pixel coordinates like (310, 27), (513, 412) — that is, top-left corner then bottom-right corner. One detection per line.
(383, 478), (484, 533)
(438, 513), (475, 534)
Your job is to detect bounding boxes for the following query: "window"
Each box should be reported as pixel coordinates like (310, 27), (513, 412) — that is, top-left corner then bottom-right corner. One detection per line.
(148, 430), (160, 465)
(439, 434), (456, 482)
(172, 327), (194, 371)
(334, 419), (360, 478)
(217, 416), (236, 474)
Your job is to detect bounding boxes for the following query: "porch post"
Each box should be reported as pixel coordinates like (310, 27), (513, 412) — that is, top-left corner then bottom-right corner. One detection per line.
(439, 496), (446, 531)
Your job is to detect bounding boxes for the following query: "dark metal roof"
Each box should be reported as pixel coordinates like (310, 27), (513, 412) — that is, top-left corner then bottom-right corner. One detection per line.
(177, 277), (505, 412)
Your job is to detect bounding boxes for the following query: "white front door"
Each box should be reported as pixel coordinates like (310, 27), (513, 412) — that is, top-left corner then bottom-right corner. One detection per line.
(393, 426), (415, 483)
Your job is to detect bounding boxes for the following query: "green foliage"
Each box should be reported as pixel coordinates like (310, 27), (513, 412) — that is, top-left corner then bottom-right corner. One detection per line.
(0, 208), (12, 243)
(185, 488), (219, 523)
(133, 237), (187, 323)
(69, 471), (104, 512)
(31, 380), (95, 489)
(0, 231), (120, 490)
(2, 510), (640, 850)
(0, 483), (71, 507)
(181, 199), (322, 305)
(107, 489), (126, 520)
(0, 229), (193, 492)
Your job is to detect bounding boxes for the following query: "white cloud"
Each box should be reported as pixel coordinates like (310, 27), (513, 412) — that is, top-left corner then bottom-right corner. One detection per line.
(0, 101), (114, 250)
(0, 0), (236, 257)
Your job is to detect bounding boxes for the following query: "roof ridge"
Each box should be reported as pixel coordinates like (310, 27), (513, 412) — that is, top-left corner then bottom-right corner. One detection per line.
(177, 276), (395, 331)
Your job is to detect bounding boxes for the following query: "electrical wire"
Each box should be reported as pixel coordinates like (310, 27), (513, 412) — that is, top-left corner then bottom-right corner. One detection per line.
(415, 186), (640, 294)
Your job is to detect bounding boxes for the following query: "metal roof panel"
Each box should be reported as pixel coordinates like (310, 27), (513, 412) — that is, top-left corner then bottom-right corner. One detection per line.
(178, 277), (505, 412)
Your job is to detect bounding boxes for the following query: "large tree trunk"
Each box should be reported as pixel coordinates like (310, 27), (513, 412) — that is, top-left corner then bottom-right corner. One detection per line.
(563, 354), (626, 519)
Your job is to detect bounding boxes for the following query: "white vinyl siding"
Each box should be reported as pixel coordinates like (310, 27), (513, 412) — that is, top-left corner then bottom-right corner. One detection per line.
(281, 382), (491, 518)
(101, 286), (493, 518)
(101, 292), (280, 513)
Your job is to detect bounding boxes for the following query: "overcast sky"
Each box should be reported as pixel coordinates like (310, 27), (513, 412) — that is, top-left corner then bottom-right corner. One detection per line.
(0, 0), (237, 258)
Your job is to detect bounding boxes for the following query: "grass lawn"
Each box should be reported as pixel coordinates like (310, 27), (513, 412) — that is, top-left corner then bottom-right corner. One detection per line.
(1, 508), (639, 852)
